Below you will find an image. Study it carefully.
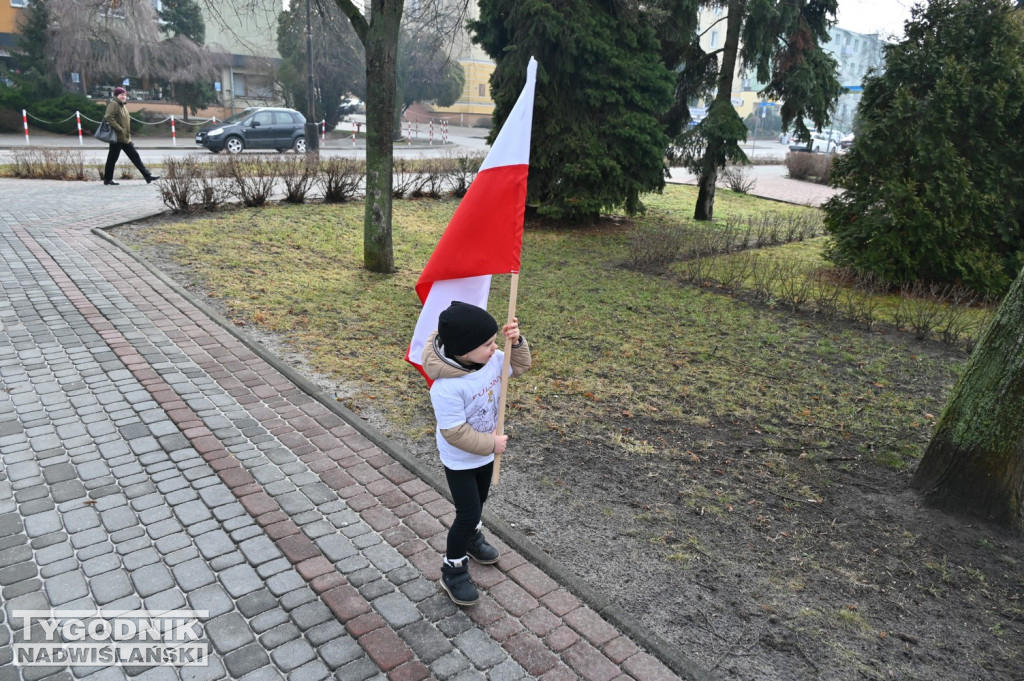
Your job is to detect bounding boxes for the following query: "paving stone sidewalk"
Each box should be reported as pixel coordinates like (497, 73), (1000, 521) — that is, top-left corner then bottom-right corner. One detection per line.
(0, 178), (700, 681)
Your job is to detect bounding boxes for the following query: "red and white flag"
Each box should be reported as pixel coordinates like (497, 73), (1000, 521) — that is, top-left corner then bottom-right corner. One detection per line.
(406, 57), (538, 383)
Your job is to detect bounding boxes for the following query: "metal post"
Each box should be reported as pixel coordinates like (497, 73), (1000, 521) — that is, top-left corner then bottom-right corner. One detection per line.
(304, 0), (319, 153)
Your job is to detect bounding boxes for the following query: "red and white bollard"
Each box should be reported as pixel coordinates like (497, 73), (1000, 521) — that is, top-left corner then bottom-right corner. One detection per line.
(22, 109), (29, 145)
(407, 120), (412, 146)
(321, 120), (326, 143)
(212, 116), (217, 124)
(171, 115), (177, 146)
(429, 119), (434, 145)
(76, 110), (83, 145)
(442, 119), (448, 144)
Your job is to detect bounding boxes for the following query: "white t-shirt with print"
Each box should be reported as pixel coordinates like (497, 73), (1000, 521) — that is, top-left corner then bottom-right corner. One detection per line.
(430, 350), (509, 470)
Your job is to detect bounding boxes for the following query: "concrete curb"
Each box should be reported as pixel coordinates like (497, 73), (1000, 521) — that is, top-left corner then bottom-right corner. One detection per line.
(93, 222), (714, 681)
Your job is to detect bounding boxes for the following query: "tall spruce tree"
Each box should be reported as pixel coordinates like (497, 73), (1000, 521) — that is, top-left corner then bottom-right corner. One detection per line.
(469, 0), (675, 222)
(822, 0), (1024, 297)
(676, 0), (841, 220)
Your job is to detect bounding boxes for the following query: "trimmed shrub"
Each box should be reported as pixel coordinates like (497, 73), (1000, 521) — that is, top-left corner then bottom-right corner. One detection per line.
(318, 157), (364, 203)
(9, 147), (86, 180)
(785, 151), (832, 184)
(223, 155), (278, 207)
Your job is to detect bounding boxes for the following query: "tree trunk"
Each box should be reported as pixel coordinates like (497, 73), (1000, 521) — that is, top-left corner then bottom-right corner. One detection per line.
(912, 268), (1024, 529)
(361, 0), (402, 274)
(693, 0), (744, 221)
(694, 170), (716, 220)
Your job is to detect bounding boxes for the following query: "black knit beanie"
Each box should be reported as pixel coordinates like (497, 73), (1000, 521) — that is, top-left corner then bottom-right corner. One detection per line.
(438, 301), (498, 357)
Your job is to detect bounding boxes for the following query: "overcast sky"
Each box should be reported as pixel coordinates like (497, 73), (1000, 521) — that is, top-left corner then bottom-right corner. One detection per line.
(836, 0), (917, 38)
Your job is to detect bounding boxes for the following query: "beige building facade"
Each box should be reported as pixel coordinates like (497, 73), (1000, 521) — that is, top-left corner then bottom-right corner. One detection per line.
(199, 0), (284, 112)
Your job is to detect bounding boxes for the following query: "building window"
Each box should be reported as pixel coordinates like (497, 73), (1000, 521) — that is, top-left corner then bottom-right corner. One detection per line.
(478, 83), (486, 97)
(11, 0), (29, 7)
(710, 30), (719, 48)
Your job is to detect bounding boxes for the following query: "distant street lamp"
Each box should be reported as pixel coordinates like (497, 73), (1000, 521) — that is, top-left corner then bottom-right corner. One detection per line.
(304, 0), (319, 153)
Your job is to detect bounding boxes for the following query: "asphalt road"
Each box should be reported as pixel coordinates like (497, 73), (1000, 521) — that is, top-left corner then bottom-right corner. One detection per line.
(0, 119), (790, 165)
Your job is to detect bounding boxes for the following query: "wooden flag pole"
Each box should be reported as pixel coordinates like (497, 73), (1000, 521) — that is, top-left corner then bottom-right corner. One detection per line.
(492, 272), (520, 485)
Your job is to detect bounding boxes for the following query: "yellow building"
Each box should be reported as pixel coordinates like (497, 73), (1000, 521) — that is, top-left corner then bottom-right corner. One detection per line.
(421, 1), (496, 126)
(0, 0), (27, 69)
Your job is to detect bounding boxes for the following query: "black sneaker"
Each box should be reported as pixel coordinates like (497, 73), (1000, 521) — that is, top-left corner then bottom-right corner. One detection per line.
(145, 174), (160, 184)
(440, 558), (478, 606)
(466, 531), (499, 564)
(103, 180), (119, 185)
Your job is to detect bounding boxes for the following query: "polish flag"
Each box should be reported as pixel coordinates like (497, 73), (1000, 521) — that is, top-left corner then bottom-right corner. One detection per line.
(406, 57), (538, 383)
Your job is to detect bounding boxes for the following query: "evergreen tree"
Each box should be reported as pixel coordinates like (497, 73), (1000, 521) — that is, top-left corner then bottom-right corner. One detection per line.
(160, 0), (206, 44)
(674, 0), (841, 220)
(822, 0), (1024, 297)
(11, 0), (63, 98)
(469, 0), (675, 222)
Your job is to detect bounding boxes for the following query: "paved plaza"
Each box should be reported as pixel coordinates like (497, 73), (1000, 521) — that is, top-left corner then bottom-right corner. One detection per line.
(0, 177), (699, 681)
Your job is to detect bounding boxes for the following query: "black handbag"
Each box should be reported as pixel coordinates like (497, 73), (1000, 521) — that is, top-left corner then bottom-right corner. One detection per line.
(94, 120), (118, 144)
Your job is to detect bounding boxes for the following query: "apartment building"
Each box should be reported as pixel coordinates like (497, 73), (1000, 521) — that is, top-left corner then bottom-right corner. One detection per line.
(200, 0), (284, 112)
(695, 7), (889, 132)
(821, 26), (886, 129)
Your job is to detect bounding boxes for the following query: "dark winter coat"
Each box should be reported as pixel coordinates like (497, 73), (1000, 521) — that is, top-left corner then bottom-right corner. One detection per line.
(104, 99), (132, 144)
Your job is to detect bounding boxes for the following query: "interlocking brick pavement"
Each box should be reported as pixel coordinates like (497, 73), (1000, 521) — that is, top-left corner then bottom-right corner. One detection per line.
(0, 177), (707, 681)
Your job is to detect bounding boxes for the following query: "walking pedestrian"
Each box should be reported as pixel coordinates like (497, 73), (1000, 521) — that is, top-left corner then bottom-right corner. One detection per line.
(102, 87), (159, 186)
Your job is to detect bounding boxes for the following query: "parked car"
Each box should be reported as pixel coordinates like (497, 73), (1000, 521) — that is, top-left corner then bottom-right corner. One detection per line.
(195, 107), (308, 154)
(789, 132), (839, 154)
(840, 132), (855, 149)
(337, 95), (365, 121)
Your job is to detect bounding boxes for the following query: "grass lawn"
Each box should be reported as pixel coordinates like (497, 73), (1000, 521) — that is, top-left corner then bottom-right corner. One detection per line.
(125, 184), (966, 471)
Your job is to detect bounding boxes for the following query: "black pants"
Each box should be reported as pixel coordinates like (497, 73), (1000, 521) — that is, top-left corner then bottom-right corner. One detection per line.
(444, 462), (493, 560)
(104, 142), (150, 181)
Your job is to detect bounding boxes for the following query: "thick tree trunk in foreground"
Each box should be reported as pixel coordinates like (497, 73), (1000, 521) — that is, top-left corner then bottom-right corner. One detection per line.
(694, 172), (716, 221)
(912, 269), (1024, 529)
(361, 0), (402, 274)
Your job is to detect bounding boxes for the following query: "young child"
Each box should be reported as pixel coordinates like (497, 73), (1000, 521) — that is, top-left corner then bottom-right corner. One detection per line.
(421, 301), (532, 606)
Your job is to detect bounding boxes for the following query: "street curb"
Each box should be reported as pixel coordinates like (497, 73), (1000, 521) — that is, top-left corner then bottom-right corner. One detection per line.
(93, 223), (714, 681)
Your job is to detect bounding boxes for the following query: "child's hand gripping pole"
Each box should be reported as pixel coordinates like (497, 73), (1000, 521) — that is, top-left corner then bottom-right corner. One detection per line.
(493, 272), (519, 485)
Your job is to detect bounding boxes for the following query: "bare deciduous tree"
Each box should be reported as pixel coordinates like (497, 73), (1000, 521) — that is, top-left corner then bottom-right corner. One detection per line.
(48, 0), (218, 93)
(326, 0), (468, 272)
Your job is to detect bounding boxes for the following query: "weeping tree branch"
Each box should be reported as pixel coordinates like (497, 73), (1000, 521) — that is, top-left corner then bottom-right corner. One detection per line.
(48, 0), (219, 87)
